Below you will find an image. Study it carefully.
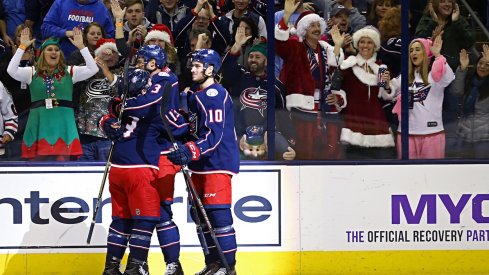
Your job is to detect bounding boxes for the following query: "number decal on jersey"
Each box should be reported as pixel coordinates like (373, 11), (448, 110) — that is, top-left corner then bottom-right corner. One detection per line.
(208, 109), (223, 123)
(149, 84), (161, 94)
(123, 117), (140, 138)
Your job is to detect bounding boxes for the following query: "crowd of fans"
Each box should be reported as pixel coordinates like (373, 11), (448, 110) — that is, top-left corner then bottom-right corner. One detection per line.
(0, 0), (488, 161)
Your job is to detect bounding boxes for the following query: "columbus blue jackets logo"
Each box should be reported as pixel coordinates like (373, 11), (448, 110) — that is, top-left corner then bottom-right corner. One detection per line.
(240, 87), (267, 116)
(409, 82), (432, 106)
(86, 78), (112, 101)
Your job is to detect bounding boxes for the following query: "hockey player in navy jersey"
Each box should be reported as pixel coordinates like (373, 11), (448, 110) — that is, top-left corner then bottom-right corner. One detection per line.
(132, 44), (189, 275)
(168, 48), (240, 275)
(100, 44), (187, 275)
(149, 48), (188, 275)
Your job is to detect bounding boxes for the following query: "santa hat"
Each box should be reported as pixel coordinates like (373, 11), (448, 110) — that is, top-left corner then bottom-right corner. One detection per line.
(410, 37), (433, 58)
(295, 11), (326, 42)
(144, 24), (174, 45)
(352, 26), (381, 51)
(94, 38), (118, 56)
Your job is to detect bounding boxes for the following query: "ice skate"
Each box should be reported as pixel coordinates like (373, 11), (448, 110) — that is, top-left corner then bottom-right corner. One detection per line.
(213, 267), (236, 275)
(123, 257), (149, 275)
(102, 255), (123, 275)
(165, 261), (184, 275)
(194, 262), (220, 275)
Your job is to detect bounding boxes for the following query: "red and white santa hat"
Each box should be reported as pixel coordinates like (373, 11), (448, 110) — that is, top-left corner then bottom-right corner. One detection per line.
(94, 38), (119, 56)
(295, 11), (326, 42)
(144, 24), (174, 45)
(352, 26), (381, 51)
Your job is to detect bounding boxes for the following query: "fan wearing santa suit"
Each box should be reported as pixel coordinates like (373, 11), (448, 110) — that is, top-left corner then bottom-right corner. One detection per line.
(275, 0), (346, 160)
(338, 26), (396, 159)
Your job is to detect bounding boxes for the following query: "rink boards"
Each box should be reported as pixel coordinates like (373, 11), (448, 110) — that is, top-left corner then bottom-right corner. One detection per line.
(0, 164), (488, 274)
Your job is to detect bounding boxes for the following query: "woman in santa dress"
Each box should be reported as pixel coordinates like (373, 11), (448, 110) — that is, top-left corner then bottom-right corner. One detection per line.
(339, 26), (396, 159)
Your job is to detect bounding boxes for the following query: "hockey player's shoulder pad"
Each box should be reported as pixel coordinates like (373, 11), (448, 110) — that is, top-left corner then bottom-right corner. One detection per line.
(153, 67), (177, 82)
(201, 85), (228, 100)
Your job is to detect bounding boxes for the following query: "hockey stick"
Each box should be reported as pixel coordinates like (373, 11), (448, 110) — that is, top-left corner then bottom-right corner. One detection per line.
(87, 54), (131, 245)
(160, 84), (209, 255)
(160, 85), (231, 272)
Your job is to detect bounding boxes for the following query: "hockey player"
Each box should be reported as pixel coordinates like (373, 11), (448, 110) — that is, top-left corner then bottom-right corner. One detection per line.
(167, 48), (240, 275)
(100, 44), (186, 275)
(150, 45), (188, 275)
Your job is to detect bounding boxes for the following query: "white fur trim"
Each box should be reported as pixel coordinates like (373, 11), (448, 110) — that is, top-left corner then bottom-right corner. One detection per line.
(318, 40), (344, 66)
(94, 42), (118, 56)
(144, 30), (171, 44)
(340, 55), (359, 69)
(286, 93), (315, 111)
(340, 54), (379, 86)
(340, 128), (395, 147)
(331, 89), (347, 110)
(295, 13), (326, 42)
(352, 66), (377, 86)
(318, 40), (332, 50)
(275, 24), (290, 42)
(352, 27), (381, 51)
(378, 82), (398, 101)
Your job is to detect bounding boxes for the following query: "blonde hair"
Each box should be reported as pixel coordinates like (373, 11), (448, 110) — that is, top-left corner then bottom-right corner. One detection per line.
(408, 40), (429, 85)
(37, 45), (66, 76)
(164, 42), (178, 65)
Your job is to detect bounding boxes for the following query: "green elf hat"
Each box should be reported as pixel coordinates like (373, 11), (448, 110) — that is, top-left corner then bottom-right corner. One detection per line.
(36, 37), (61, 60)
(249, 42), (267, 58)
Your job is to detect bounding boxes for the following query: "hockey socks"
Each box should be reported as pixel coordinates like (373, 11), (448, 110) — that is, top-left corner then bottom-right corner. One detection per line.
(128, 220), (157, 262)
(156, 220), (180, 263)
(107, 219), (133, 261)
(200, 225), (237, 267)
(214, 225), (237, 267)
(202, 226), (219, 265)
(204, 208), (237, 267)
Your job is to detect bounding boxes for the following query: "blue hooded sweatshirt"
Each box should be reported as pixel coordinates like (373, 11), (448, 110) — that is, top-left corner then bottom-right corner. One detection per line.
(41, 0), (115, 57)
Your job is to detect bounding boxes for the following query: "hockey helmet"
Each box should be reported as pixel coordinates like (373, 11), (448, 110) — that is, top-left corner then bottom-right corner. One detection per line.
(127, 68), (150, 97)
(136, 44), (167, 69)
(190, 49), (221, 75)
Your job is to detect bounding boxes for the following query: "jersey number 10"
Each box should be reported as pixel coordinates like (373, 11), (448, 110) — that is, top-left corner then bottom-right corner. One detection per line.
(208, 109), (223, 123)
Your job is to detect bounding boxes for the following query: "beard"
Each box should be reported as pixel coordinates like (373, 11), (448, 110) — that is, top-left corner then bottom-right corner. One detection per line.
(249, 62), (264, 74)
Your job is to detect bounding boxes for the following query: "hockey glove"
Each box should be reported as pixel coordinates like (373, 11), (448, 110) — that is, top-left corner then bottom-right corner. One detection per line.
(167, 142), (200, 165)
(108, 97), (122, 118)
(99, 115), (124, 141)
(177, 109), (197, 137)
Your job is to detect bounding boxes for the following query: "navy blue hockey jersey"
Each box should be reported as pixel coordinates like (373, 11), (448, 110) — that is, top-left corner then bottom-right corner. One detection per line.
(111, 70), (187, 168)
(186, 83), (240, 174)
(156, 69), (189, 153)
